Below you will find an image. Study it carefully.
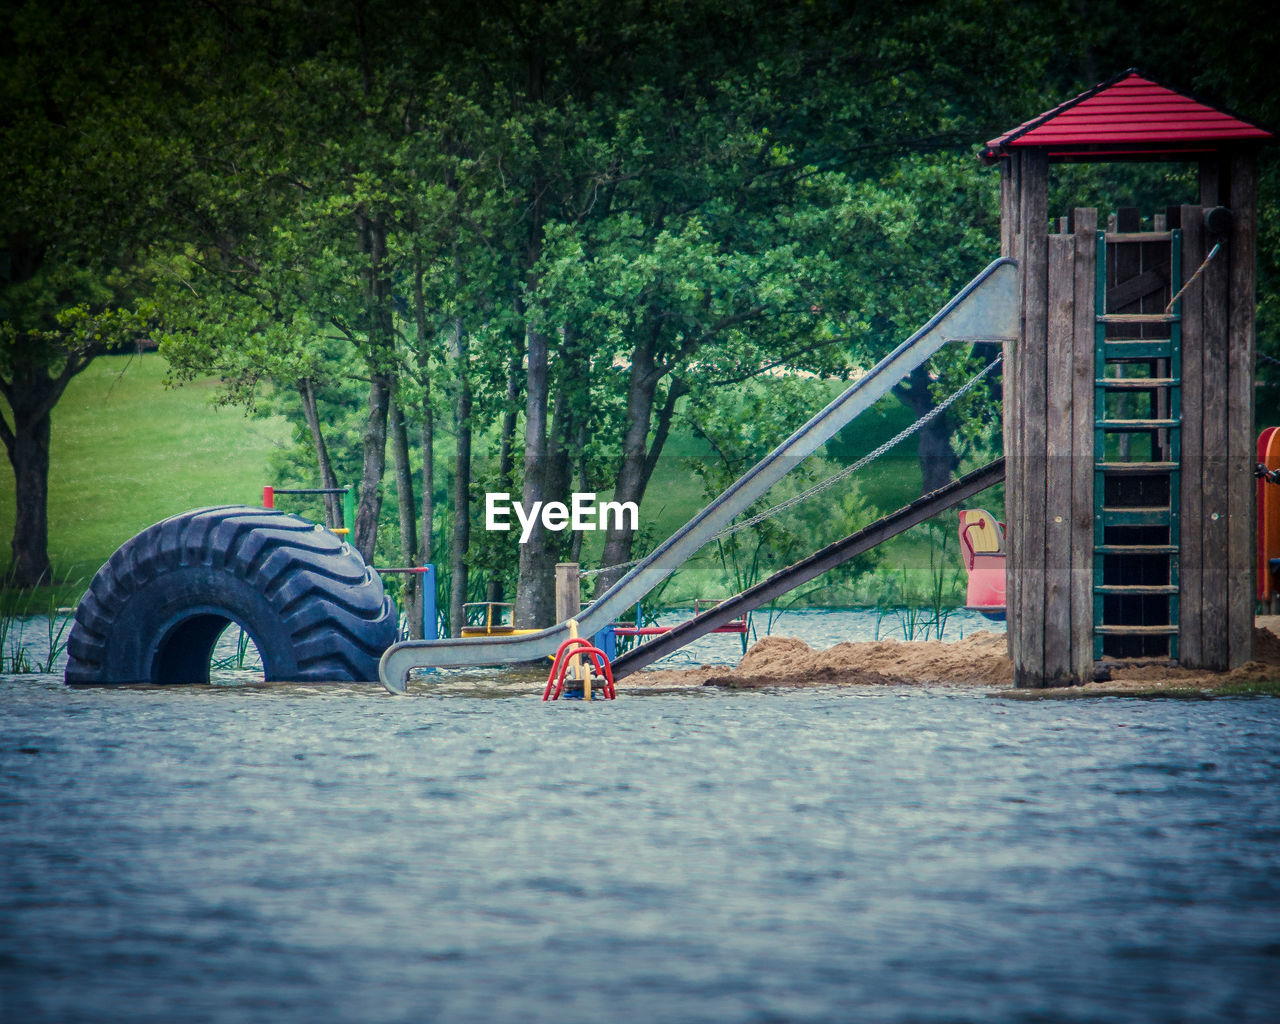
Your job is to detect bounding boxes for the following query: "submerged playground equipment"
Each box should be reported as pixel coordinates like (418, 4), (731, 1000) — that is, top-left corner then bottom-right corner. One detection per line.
(61, 70), (1273, 691)
(985, 69), (1271, 685)
(376, 259), (1019, 692)
(63, 507), (397, 685)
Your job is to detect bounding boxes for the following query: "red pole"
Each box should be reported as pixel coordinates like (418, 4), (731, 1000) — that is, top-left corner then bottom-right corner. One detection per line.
(262, 486), (274, 509)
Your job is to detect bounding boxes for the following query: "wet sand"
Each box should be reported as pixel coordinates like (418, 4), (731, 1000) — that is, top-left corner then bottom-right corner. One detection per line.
(627, 619), (1280, 696)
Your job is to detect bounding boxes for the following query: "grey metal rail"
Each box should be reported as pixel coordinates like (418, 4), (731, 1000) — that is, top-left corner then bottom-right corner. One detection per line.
(379, 257), (1017, 693)
(609, 457), (1006, 679)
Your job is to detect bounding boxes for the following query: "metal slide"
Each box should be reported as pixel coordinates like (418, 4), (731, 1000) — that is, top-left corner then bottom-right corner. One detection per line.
(610, 457), (1005, 679)
(379, 257), (1017, 693)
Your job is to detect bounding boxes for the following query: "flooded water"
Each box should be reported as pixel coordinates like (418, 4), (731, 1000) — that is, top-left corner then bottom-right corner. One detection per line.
(3, 611), (1280, 1023)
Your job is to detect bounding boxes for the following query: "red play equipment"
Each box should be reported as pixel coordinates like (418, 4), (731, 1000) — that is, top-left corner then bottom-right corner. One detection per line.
(543, 636), (617, 701)
(958, 508), (1007, 620)
(1257, 428), (1280, 611)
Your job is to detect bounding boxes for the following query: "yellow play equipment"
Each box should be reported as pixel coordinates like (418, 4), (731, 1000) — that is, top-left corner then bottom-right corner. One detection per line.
(459, 602), (542, 638)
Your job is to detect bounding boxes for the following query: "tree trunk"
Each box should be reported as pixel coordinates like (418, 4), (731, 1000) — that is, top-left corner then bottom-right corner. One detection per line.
(448, 318), (472, 638)
(592, 376), (685, 597)
(894, 364), (958, 496)
(594, 331), (663, 596)
(514, 324), (552, 627)
(297, 378), (343, 529)
(353, 209), (394, 562)
(412, 249), (435, 638)
(486, 350), (522, 604)
(1, 357), (86, 588)
(2, 401), (53, 587)
(570, 420), (589, 564)
(390, 392), (420, 637)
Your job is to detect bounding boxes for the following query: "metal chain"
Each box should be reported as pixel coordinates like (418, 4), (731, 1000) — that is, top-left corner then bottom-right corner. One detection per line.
(704, 353), (1003, 543)
(580, 353), (1002, 579)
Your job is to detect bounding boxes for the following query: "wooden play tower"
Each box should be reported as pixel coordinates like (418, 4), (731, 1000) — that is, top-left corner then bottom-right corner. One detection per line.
(982, 70), (1273, 687)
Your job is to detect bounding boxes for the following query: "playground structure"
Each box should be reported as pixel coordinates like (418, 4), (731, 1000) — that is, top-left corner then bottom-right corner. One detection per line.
(375, 258), (1018, 692)
(1255, 431), (1280, 610)
(984, 69), (1271, 685)
(263, 485), (354, 538)
(61, 70), (1273, 693)
(460, 602), (539, 638)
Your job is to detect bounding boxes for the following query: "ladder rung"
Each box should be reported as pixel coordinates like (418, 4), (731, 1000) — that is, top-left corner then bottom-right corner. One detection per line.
(1095, 584), (1178, 595)
(1095, 624), (1180, 635)
(1096, 543), (1178, 555)
(1102, 342), (1173, 361)
(1096, 418), (1179, 432)
(1098, 313), (1178, 325)
(1096, 377), (1177, 390)
(1100, 506), (1172, 526)
(1096, 461), (1178, 474)
(1105, 231), (1174, 243)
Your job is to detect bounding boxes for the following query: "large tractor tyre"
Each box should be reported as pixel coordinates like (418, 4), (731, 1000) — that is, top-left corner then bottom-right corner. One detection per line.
(64, 506), (398, 685)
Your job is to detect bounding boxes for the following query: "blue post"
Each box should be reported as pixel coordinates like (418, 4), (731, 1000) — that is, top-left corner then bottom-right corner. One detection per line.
(593, 625), (617, 660)
(422, 564), (438, 641)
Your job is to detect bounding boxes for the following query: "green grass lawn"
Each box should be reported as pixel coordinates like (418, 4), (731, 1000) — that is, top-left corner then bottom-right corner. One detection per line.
(1, 353), (289, 604)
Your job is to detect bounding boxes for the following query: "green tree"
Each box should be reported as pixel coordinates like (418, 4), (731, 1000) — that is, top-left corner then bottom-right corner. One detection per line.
(1, 0), (195, 586)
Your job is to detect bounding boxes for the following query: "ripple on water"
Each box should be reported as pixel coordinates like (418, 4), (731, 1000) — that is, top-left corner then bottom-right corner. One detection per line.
(2, 617), (1280, 1023)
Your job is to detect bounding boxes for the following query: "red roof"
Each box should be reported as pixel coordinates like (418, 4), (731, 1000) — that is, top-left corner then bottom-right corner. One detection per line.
(982, 70), (1272, 162)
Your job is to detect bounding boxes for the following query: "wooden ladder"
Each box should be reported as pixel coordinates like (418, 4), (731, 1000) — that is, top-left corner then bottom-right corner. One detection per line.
(1093, 224), (1183, 660)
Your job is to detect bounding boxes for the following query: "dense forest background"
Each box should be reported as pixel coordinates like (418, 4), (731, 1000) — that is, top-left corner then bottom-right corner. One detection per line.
(4, 0), (1277, 633)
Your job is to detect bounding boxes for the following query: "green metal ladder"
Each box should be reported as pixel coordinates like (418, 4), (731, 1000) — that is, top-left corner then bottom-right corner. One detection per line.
(1093, 228), (1182, 661)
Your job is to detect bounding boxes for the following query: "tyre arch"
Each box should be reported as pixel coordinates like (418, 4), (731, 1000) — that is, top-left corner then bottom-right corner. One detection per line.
(64, 506), (398, 684)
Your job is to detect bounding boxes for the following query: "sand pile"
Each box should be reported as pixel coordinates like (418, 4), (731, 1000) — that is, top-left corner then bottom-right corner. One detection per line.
(630, 630), (1012, 690)
(628, 624), (1280, 693)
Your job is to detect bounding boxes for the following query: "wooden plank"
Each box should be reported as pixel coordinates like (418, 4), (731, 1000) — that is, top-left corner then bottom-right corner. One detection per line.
(1228, 151), (1259, 668)
(1071, 207), (1098, 682)
(1097, 378), (1176, 390)
(1095, 461), (1178, 473)
(1106, 231), (1173, 243)
(1178, 205), (1204, 666)
(1201, 200), (1230, 670)
(1000, 156), (1020, 664)
(1000, 157), (1018, 259)
(1106, 267), (1170, 310)
(1044, 233), (1075, 684)
(1017, 150), (1049, 686)
(1200, 157), (1224, 207)
(1096, 419), (1179, 430)
(1113, 208), (1142, 350)
(1097, 313), (1177, 325)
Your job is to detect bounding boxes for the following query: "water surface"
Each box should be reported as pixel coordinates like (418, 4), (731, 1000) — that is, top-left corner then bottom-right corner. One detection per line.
(4, 664), (1278, 1023)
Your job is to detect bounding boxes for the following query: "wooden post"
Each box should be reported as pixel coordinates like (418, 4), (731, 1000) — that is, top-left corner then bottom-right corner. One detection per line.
(1228, 151), (1259, 669)
(1201, 202), (1231, 670)
(1178, 205), (1205, 666)
(555, 562), (582, 623)
(1044, 230), (1075, 684)
(1014, 149), (1049, 687)
(1000, 156), (1021, 666)
(1070, 208), (1098, 682)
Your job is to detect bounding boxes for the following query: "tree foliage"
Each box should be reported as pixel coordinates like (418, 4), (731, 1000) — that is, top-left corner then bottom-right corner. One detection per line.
(5, 0), (1276, 623)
